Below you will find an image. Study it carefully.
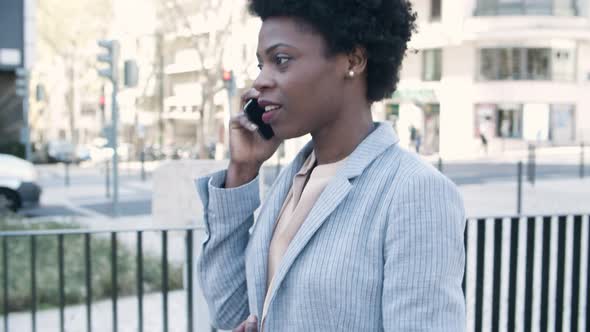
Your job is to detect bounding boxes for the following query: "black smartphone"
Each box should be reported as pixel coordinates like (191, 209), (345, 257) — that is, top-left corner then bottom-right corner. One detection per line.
(243, 99), (275, 140)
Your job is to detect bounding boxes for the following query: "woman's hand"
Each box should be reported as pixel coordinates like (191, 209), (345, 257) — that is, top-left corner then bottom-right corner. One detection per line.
(225, 88), (282, 188)
(232, 315), (258, 332)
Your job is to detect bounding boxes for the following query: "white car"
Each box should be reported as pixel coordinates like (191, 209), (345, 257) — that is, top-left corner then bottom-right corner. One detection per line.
(0, 154), (42, 212)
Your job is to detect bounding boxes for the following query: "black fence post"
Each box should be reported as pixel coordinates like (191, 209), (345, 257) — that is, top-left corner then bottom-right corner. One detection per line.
(30, 236), (37, 332)
(140, 150), (146, 182)
(539, 216), (552, 331)
(527, 144), (535, 185)
(111, 233), (118, 332)
(162, 231), (169, 332)
(506, 217), (520, 331)
(2, 237), (8, 332)
(105, 160), (111, 198)
(523, 217), (536, 332)
(137, 231), (144, 332)
(58, 234), (65, 332)
(491, 218), (503, 332)
(85, 234), (92, 332)
(570, 215), (583, 331)
(517, 162), (523, 215)
(474, 218), (486, 332)
(186, 230), (194, 332)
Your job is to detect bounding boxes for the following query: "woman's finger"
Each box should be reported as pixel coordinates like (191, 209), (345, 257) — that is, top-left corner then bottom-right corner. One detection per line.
(237, 114), (258, 132)
(229, 114), (255, 131)
(232, 321), (246, 332)
(245, 315), (258, 332)
(240, 88), (261, 106)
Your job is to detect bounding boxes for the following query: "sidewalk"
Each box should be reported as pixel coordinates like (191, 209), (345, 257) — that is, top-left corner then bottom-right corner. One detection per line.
(423, 144), (587, 165)
(460, 177), (590, 218)
(3, 290), (195, 332)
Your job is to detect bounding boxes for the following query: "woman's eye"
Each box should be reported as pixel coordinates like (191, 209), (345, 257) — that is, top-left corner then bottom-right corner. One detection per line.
(274, 55), (291, 66)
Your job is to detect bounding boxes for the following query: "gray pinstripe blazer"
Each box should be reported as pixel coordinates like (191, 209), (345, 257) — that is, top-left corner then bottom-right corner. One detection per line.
(196, 122), (466, 331)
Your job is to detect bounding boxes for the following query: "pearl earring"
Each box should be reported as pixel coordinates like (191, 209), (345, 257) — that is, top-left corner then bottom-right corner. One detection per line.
(348, 70), (355, 78)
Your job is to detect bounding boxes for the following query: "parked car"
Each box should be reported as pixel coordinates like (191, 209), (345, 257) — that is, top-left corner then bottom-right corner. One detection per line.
(0, 154), (42, 212)
(46, 140), (76, 163)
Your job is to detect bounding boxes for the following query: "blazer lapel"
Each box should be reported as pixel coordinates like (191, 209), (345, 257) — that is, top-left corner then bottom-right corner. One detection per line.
(263, 175), (352, 311)
(249, 142), (314, 316)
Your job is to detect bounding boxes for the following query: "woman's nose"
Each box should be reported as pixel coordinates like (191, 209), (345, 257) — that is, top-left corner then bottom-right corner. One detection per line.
(253, 68), (275, 91)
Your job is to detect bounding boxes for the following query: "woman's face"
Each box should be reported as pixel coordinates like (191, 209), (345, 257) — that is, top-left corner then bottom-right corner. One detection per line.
(254, 17), (350, 139)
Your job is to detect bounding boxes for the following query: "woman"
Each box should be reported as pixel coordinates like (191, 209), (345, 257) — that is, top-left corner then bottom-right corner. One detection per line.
(196, 0), (466, 331)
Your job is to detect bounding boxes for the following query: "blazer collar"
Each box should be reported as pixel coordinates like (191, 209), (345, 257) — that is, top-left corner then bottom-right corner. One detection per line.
(295, 121), (399, 179)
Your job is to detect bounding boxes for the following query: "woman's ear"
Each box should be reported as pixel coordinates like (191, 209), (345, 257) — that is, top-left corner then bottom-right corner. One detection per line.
(347, 46), (368, 77)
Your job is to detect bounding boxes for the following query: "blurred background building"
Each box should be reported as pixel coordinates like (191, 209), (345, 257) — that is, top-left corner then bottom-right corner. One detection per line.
(386, 0), (590, 158)
(154, 0), (261, 160)
(1, 0), (589, 163)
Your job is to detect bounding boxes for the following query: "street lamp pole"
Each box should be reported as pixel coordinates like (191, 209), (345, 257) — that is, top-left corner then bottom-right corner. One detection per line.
(97, 40), (120, 216)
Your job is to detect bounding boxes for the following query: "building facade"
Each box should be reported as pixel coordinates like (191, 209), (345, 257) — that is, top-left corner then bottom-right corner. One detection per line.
(387, 0), (590, 158)
(0, 0), (35, 149)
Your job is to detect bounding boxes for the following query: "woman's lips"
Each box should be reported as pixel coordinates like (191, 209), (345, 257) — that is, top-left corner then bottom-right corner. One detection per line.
(262, 107), (281, 124)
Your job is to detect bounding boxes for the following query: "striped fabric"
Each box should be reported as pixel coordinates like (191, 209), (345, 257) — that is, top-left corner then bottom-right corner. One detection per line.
(196, 122), (466, 331)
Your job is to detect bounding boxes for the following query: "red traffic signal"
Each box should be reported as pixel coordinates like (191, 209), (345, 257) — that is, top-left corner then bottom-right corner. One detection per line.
(222, 70), (233, 81)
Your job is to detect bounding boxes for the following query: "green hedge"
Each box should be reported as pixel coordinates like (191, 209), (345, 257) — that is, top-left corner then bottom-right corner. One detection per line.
(0, 217), (183, 314)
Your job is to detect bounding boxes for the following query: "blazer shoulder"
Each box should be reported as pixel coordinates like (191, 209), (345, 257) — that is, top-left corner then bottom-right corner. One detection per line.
(378, 145), (461, 205)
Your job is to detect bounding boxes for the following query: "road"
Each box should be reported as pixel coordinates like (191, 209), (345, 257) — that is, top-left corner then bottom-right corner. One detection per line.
(20, 163), (153, 219)
(18, 156), (587, 220)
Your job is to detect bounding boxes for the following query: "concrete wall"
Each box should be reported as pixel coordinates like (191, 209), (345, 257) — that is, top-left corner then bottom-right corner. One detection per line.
(153, 160), (233, 331)
(152, 159), (229, 228)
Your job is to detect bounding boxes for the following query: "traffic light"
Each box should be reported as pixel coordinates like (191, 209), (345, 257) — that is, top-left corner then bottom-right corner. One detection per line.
(222, 69), (236, 96)
(222, 70), (233, 88)
(15, 68), (29, 97)
(35, 84), (46, 102)
(97, 40), (120, 82)
(124, 60), (139, 88)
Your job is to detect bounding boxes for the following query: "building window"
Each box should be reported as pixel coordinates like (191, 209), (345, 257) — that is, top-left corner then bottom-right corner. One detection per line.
(496, 104), (523, 138)
(431, 0), (442, 21)
(478, 47), (575, 81)
(475, 103), (576, 142)
(526, 48), (551, 80)
(549, 104), (576, 143)
(422, 49), (442, 81)
(475, 0), (578, 16)
(475, 104), (523, 138)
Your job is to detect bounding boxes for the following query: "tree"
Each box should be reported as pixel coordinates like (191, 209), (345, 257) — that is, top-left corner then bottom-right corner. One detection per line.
(157, 0), (249, 159)
(35, 0), (113, 145)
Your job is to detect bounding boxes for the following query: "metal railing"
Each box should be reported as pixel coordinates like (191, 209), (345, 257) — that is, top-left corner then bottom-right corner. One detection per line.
(0, 226), (209, 332)
(3, 213), (590, 331)
(465, 213), (590, 331)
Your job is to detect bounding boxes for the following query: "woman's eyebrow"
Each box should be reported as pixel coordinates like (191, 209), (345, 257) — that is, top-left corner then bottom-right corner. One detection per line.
(256, 43), (295, 59)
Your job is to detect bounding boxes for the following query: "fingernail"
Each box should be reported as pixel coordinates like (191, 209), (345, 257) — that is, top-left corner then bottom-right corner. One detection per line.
(249, 124), (258, 131)
(247, 315), (257, 323)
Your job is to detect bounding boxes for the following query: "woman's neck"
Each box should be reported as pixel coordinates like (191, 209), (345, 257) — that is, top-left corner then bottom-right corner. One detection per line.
(311, 107), (375, 165)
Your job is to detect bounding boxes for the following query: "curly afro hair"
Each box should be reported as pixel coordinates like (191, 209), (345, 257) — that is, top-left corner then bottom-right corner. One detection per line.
(248, 0), (417, 103)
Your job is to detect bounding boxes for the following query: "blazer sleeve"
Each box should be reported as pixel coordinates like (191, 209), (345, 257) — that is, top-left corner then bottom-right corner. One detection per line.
(195, 169), (260, 330)
(382, 170), (466, 331)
